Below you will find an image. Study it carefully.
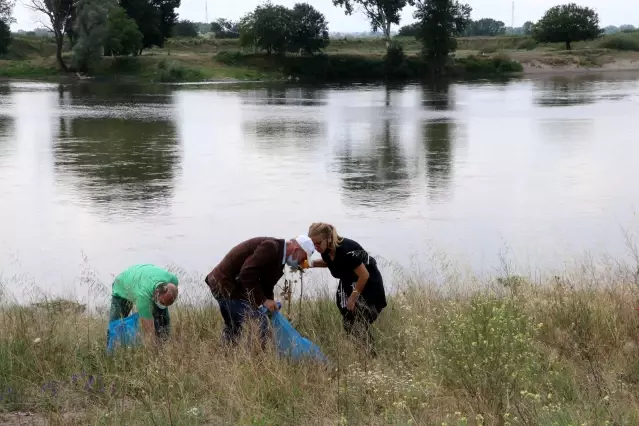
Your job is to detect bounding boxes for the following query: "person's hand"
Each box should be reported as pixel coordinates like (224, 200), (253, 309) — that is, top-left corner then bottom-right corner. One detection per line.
(263, 299), (279, 312)
(346, 293), (359, 311)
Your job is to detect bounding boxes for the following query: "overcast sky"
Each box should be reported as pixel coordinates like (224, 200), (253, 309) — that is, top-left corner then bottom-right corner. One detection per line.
(11, 0), (632, 32)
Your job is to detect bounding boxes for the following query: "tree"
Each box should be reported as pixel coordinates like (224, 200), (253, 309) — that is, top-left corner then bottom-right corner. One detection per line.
(173, 19), (198, 37)
(533, 3), (602, 50)
(465, 18), (506, 36)
(211, 18), (240, 39)
(251, 3), (294, 55)
(522, 21), (534, 35)
(411, 0), (471, 77)
(332, 0), (407, 41)
(619, 24), (636, 33)
(289, 3), (329, 54)
(0, 0), (15, 24)
(398, 22), (419, 37)
(119, 0), (180, 52)
(0, 19), (10, 55)
(104, 5), (142, 56)
(238, 13), (257, 50)
(72, 0), (110, 73)
(26, 0), (76, 70)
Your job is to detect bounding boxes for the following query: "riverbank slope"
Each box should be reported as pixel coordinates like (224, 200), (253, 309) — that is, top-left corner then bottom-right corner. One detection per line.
(1, 34), (639, 83)
(1, 262), (639, 425)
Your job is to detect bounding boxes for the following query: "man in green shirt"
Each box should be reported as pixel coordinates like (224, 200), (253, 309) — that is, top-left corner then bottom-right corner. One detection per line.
(109, 264), (179, 342)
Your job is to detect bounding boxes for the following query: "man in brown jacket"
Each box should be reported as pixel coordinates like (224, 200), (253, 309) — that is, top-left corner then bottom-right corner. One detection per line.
(205, 235), (315, 344)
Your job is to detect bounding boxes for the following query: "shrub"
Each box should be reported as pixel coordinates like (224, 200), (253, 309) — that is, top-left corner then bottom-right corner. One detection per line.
(156, 59), (204, 82)
(517, 38), (538, 50)
(455, 54), (523, 76)
(384, 41), (410, 79)
(599, 35), (639, 51)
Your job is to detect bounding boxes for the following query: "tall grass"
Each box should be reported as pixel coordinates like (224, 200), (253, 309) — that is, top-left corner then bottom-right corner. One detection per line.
(2, 250), (639, 425)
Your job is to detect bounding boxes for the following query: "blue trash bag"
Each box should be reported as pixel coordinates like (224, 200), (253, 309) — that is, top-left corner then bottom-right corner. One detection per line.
(106, 313), (141, 354)
(260, 303), (329, 364)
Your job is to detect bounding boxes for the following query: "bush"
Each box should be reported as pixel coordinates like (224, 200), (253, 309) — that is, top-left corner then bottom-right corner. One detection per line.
(384, 42), (410, 79)
(455, 54), (523, 76)
(517, 38), (538, 50)
(432, 296), (545, 415)
(156, 59), (204, 82)
(599, 35), (639, 51)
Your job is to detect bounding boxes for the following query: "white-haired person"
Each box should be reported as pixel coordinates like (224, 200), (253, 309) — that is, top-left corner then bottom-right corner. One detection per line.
(205, 235), (315, 345)
(307, 223), (387, 354)
(109, 264), (179, 345)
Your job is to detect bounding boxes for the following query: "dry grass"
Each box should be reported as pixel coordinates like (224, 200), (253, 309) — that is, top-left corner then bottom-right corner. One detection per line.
(2, 248), (639, 425)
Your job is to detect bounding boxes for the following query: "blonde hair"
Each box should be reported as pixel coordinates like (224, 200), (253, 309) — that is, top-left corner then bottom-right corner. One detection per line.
(308, 222), (343, 253)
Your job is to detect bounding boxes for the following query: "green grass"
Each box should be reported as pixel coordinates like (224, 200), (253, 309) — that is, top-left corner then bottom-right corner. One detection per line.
(2, 254), (639, 425)
(2, 32), (639, 83)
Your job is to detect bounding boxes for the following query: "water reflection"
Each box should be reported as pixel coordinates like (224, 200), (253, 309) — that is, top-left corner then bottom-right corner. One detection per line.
(533, 76), (599, 107)
(335, 112), (412, 210)
(421, 81), (455, 111)
(241, 85), (327, 107)
(54, 115), (180, 214)
(423, 119), (453, 197)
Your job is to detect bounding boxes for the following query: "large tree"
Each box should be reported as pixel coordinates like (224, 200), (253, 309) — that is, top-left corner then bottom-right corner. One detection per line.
(119, 0), (180, 52)
(332, 0), (407, 42)
(522, 20), (534, 35)
(465, 18), (506, 36)
(173, 19), (198, 37)
(71, 0), (111, 73)
(26, 0), (76, 70)
(289, 3), (329, 54)
(211, 18), (240, 39)
(411, 0), (472, 77)
(0, 19), (10, 55)
(104, 5), (143, 56)
(533, 3), (602, 50)
(0, 0), (15, 23)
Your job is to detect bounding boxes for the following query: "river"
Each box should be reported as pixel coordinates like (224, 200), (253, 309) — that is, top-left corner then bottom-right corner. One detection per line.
(1, 74), (638, 304)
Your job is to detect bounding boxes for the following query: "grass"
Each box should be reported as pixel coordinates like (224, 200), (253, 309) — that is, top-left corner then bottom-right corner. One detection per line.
(3, 249), (639, 425)
(2, 31), (639, 83)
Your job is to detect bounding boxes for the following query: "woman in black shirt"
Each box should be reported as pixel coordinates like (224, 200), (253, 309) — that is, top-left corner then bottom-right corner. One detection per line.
(307, 222), (387, 352)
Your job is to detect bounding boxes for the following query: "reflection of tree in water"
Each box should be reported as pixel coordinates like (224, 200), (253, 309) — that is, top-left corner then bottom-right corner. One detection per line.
(243, 118), (324, 151)
(336, 118), (412, 209)
(423, 119), (453, 197)
(241, 85), (326, 107)
(421, 81), (454, 111)
(54, 117), (180, 213)
(533, 77), (600, 107)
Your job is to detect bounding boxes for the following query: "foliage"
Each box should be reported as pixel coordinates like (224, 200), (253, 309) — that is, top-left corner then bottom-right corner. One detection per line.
(25, 0), (76, 71)
(0, 0), (14, 24)
(397, 22), (419, 37)
(172, 19), (198, 38)
(104, 5), (143, 56)
(383, 40), (410, 78)
(71, 0), (111, 73)
(464, 18), (506, 36)
(119, 0), (180, 51)
(533, 3), (603, 50)
(455, 54), (523, 75)
(289, 3), (329, 54)
(0, 19), (10, 55)
(619, 24), (636, 33)
(522, 20), (534, 35)
(332, 0), (407, 40)
(239, 2), (330, 55)
(599, 34), (639, 51)
(432, 296), (545, 415)
(211, 18), (239, 39)
(412, 0), (472, 77)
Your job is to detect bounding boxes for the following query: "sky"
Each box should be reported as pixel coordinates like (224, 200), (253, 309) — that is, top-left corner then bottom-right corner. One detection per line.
(11, 0), (634, 33)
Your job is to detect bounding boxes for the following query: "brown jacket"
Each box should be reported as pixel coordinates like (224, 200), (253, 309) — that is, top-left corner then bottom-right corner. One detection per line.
(206, 237), (286, 307)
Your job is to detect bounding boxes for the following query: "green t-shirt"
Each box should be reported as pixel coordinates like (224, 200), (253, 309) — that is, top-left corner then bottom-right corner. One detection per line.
(112, 264), (179, 319)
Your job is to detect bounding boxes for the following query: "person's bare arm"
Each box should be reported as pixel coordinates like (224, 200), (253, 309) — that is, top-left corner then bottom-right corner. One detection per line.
(311, 259), (328, 268)
(347, 264), (370, 311)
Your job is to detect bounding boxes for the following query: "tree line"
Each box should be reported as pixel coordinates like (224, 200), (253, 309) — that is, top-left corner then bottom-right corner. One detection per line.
(0, 0), (636, 78)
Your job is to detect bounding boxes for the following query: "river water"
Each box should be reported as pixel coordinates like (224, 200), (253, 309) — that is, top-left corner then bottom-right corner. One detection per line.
(1, 74), (638, 304)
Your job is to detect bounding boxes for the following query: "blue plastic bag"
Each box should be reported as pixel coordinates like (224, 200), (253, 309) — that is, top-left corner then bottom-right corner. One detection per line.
(260, 304), (329, 364)
(106, 313), (141, 354)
